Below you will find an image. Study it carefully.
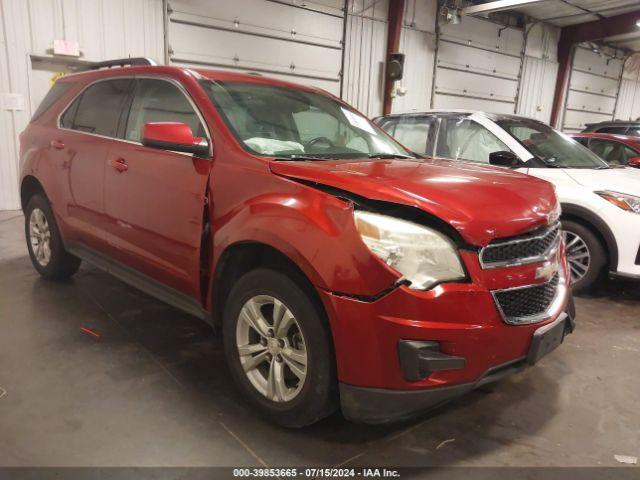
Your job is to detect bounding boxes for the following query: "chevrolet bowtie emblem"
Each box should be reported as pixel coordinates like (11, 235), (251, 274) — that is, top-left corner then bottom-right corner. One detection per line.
(535, 261), (558, 281)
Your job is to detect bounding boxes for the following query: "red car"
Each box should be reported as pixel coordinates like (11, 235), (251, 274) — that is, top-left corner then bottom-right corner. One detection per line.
(19, 58), (574, 426)
(569, 133), (640, 168)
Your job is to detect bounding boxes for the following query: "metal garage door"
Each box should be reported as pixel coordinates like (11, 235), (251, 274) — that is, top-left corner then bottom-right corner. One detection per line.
(166, 0), (346, 95)
(561, 46), (625, 132)
(432, 16), (523, 114)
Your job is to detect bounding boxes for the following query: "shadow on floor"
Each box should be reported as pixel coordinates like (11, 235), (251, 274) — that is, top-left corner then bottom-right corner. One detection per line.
(0, 249), (571, 468)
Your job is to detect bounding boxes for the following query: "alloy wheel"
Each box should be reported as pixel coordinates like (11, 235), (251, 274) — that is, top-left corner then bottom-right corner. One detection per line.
(236, 295), (308, 403)
(563, 230), (590, 284)
(29, 208), (52, 267)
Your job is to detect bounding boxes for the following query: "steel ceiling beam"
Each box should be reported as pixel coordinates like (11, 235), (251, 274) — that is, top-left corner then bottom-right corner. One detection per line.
(462, 0), (546, 16)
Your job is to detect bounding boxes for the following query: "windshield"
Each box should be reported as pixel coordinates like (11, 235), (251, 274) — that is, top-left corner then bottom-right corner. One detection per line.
(199, 80), (411, 159)
(497, 118), (609, 169)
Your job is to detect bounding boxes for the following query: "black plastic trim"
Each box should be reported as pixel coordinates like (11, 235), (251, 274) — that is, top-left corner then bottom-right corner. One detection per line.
(611, 272), (640, 281)
(142, 138), (210, 157)
(340, 357), (527, 424)
(66, 242), (211, 324)
(87, 57), (156, 70)
(397, 340), (466, 382)
(526, 313), (571, 365)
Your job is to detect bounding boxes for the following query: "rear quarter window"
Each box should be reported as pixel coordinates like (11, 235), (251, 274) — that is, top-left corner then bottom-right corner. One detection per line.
(31, 81), (74, 122)
(60, 79), (133, 137)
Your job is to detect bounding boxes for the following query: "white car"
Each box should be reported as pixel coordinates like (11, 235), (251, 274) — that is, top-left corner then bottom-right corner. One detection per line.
(375, 111), (640, 293)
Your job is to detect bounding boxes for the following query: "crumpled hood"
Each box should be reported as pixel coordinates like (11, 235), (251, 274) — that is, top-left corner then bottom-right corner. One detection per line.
(564, 166), (640, 194)
(270, 158), (558, 246)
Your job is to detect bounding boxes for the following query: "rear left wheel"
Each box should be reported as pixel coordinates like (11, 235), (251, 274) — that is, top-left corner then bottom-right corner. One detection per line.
(25, 195), (81, 280)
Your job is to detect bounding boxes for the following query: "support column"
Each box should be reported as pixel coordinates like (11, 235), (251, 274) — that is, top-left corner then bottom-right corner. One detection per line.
(382, 0), (405, 115)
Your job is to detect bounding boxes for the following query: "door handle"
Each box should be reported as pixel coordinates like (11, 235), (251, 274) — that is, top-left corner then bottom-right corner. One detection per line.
(110, 158), (128, 173)
(50, 139), (65, 150)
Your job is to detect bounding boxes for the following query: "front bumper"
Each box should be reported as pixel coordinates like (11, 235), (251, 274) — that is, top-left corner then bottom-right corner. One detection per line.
(340, 310), (575, 424)
(317, 248), (574, 423)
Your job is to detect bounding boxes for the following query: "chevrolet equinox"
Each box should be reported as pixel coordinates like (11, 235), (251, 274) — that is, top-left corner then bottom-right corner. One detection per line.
(19, 58), (575, 427)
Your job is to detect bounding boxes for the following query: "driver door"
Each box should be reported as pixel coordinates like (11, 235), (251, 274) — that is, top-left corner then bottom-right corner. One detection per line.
(104, 77), (211, 298)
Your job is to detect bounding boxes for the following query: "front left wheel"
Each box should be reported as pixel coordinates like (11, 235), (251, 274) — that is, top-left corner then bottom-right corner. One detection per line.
(24, 194), (81, 280)
(222, 268), (337, 427)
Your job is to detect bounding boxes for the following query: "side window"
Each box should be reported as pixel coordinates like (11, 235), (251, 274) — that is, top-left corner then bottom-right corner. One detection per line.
(60, 97), (80, 129)
(587, 139), (637, 165)
(627, 127), (640, 137)
(587, 139), (615, 161)
(61, 79), (132, 137)
(125, 79), (205, 142)
(436, 118), (512, 163)
(385, 117), (431, 154)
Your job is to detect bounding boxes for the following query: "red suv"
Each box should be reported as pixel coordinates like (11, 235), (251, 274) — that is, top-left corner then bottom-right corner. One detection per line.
(19, 58), (575, 427)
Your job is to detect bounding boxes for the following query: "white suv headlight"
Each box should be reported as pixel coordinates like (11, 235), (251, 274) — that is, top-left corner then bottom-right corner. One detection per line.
(353, 211), (465, 290)
(595, 191), (640, 214)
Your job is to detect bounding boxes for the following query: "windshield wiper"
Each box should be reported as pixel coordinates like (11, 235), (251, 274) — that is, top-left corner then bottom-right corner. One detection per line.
(273, 155), (335, 161)
(368, 153), (414, 159)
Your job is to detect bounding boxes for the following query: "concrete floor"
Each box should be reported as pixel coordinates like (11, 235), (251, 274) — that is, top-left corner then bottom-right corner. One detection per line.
(1, 210), (639, 471)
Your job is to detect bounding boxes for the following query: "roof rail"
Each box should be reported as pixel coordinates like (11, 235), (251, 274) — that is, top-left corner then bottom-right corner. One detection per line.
(87, 57), (157, 70)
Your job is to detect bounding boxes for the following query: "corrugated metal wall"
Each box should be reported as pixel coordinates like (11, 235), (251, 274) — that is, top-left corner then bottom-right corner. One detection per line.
(391, 0), (436, 114)
(615, 57), (640, 121)
(343, 0), (436, 117)
(342, 0), (388, 117)
(0, 0), (164, 210)
(516, 22), (559, 123)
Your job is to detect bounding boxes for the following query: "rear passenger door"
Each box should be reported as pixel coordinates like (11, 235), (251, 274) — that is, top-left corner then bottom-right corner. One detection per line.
(57, 78), (134, 251)
(103, 77), (211, 299)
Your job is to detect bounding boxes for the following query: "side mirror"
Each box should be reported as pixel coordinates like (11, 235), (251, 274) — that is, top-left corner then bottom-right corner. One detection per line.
(489, 150), (523, 168)
(142, 122), (209, 157)
(627, 157), (640, 168)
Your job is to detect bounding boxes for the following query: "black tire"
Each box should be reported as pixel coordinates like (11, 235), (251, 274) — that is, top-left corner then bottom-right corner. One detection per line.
(24, 194), (81, 280)
(222, 268), (337, 427)
(562, 219), (606, 295)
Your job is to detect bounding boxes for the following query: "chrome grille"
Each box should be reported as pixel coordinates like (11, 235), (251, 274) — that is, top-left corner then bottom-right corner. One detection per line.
(480, 222), (561, 269)
(493, 273), (561, 325)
